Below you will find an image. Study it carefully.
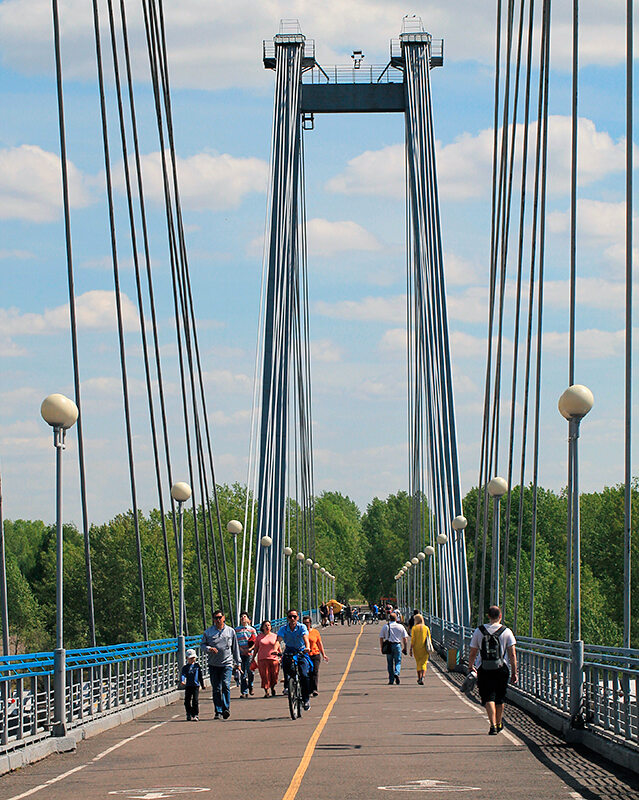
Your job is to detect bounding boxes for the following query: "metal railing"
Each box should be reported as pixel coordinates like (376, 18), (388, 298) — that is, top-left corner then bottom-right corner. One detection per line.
(425, 614), (638, 754)
(0, 638), (179, 751)
(302, 64), (404, 85)
(0, 612), (319, 753)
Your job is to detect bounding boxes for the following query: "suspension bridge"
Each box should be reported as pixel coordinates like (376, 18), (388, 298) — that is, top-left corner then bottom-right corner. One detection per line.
(0, 6), (637, 800)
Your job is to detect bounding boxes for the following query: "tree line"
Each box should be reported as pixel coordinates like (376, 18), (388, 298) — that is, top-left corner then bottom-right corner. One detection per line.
(2, 481), (636, 652)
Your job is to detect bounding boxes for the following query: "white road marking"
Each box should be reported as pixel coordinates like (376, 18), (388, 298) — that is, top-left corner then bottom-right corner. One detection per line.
(3, 714), (179, 800)
(379, 779), (480, 792)
(108, 789), (210, 799)
(432, 668), (523, 747)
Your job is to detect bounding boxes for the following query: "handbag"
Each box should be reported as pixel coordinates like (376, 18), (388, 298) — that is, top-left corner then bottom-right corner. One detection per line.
(425, 629), (435, 655)
(381, 625), (392, 654)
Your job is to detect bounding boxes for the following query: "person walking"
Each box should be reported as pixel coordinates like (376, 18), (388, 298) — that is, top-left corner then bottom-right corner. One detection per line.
(254, 620), (281, 697)
(328, 606), (335, 626)
(467, 605), (517, 735)
(201, 610), (242, 719)
(409, 613), (431, 684)
(235, 611), (257, 698)
(303, 615), (329, 696)
(277, 609), (312, 711)
(180, 648), (205, 721)
(345, 604), (353, 626)
(380, 612), (409, 685)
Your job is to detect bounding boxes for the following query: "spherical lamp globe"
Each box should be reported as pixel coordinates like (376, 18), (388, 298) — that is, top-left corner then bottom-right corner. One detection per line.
(283, 546), (293, 557)
(170, 482), (192, 502)
(260, 535), (272, 548)
(411, 557), (419, 565)
(226, 519), (243, 536)
(436, 533), (448, 545)
(41, 394), (79, 430)
(558, 384), (594, 420)
(487, 477), (508, 498)
(404, 561), (411, 569)
(417, 551), (426, 561)
(313, 562), (320, 570)
(297, 552), (305, 561)
(305, 558), (313, 566)
(452, 515), (468, 531)
(320, 567), (326, 574)
(424, 545), (435, 556)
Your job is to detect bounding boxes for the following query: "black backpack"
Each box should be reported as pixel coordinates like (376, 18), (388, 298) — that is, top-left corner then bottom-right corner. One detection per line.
(478, 624), (506, 670)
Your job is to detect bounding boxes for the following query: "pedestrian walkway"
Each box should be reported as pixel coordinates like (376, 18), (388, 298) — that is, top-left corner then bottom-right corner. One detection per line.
(0, 625), (636, 800)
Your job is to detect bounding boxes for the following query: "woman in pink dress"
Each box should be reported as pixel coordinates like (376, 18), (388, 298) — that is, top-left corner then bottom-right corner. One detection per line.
(254, 620), (281, 697)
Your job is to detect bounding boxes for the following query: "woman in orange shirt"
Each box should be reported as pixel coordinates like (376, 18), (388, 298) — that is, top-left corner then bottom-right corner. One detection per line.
(302, 615), (329, 696)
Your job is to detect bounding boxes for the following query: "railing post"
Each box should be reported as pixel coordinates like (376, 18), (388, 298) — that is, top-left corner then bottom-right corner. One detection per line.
(570, 638), (584, 727)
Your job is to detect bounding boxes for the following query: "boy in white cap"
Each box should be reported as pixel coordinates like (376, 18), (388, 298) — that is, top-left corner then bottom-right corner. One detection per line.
(180, 649), (205, 721)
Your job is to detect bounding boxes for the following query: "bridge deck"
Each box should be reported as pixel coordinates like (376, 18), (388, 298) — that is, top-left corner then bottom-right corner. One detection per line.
(0, 625), (637, 800)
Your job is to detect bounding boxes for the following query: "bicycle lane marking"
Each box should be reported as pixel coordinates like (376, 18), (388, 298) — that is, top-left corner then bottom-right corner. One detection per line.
(4, 715), (179, 800)
(281, 625), (365, 800)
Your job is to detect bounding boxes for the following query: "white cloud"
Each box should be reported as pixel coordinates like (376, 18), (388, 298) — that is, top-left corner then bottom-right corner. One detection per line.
(543, 327), (639, 358)
(327, 117), (631, 203)
(306, 218), (382, 256)
(0, 338), (28, 357)
(210, 409), (251, 426)
(311, 339), (343, 363)
(0, 1), (630, 90)
(548, 199), (637, 249)
(203, 369), (252, 393)
(120, 151), (268, 211)
(0, 145), (93, 222)
(0, 290), (139, 336)
(0, 249), (34, 260)
(444, 252), (480, 286)
(314, 294), (405, 324)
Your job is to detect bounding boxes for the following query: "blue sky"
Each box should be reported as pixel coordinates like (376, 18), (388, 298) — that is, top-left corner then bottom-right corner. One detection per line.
(0, 0), (636, 524)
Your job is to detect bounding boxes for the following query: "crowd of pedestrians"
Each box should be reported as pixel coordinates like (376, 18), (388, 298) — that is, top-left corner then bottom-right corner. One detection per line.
(190, 599), (518, 737)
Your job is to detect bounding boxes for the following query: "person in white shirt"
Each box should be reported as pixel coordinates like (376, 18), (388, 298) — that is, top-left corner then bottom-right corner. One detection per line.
(468, 605), (517, 735)
(379, 613), (410, 684)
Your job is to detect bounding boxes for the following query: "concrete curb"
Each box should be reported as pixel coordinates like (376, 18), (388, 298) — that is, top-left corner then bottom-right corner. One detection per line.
(0, 690), (181, 776)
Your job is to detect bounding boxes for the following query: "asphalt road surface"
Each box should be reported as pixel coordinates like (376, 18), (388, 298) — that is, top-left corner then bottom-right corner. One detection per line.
(0, 624), (636, 800)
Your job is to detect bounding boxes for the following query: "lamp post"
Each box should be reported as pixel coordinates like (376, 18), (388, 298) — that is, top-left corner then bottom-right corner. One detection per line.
(313, 562), (320, 624)
(411, 557), (419, 609)
(305, 558), (313, 616)
(171, 481), (192, 671)
(417, 552), (426, 613)
(296, 552), (305, 612)
(283, 546), (293, 613)
(261, 536), (272, 619)
(424, 545), (435, 618)
(227, 520), (243, 625)
(559, 384), (594, 726)
(452, 515), (469, 628)
(41, 393), (78, 737)
(487, 478), (508, 608)
(320, 566), (326, 604)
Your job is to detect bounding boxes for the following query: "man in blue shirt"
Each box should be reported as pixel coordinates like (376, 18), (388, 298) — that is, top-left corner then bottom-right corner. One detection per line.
(277, 609), (312, 710)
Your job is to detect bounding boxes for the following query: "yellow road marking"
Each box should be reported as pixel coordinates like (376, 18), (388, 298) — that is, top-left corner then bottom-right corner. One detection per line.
(282, 625), (365, 800)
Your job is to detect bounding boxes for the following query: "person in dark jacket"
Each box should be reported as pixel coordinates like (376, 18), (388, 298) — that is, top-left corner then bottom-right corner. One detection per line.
(180, 648), (206, 721)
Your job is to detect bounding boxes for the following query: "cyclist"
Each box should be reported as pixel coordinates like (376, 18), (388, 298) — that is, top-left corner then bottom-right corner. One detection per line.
(277, 609), (312, 711)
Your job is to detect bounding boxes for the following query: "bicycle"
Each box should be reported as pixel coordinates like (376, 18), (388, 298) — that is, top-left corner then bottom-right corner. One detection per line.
(285, 652), (303, 720)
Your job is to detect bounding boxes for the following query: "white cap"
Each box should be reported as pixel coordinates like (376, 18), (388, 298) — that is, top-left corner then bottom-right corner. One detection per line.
(186, 648), (196, 659)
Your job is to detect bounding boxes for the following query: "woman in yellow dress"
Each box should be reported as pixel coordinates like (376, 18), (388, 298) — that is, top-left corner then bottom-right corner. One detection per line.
(409, 613), (430, 685)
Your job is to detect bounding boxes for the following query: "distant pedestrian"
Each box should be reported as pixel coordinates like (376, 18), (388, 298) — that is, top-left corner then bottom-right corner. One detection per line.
(328, 607), (335, 626)
(319, 602), (328, 627)
(345, 604), (353, 625)
(380, 612), (409, 685)
(254, 620), (281, 697)
(303, 615), (329, 696)
(235, 611), (257, 698)
(407, 609), (420, 631)
(467, 605), (517, 735)
(409, 614), (431, 684)
(372, 603), (379, 623)
(180, 648), (205, 721)
(201, 610), (242, 720)
(352, 607), (359, 623)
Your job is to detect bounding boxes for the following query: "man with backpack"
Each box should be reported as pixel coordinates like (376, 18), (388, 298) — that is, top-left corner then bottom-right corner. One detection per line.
(468, 605), (517, 735)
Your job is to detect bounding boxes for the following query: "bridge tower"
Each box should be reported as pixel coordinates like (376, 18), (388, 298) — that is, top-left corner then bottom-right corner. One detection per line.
(252, 18), (470, 628)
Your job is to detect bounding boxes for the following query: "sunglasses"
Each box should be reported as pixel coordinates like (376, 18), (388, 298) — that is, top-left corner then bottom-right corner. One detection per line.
(213, 615), (224, 620)
(287, 614), (298, 619)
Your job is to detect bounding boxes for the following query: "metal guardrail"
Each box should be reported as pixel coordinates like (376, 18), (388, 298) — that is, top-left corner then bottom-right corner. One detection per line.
(424, 613), (638, 753)
(302, 64), (404, 85)
(0, 611), (318, 753)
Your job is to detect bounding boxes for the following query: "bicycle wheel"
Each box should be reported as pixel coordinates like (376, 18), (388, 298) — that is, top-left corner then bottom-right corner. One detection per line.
(288, 673), (301, 720)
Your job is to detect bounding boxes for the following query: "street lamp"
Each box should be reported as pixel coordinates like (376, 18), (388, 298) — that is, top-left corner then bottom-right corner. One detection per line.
(418, 551), (426, 613)
(305, 558), (313, 616)
(558, 384), (594, 726)
(227, 519), (243, 625)
(283, 546), (293, 612)
(41, 393), (78, 737)
(261, 536), (272, 618)
(171, 481), (192, 672)
(487, 477), (508, 607)
(452, 515), (469, 631)
(313, 562), (320, 623)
